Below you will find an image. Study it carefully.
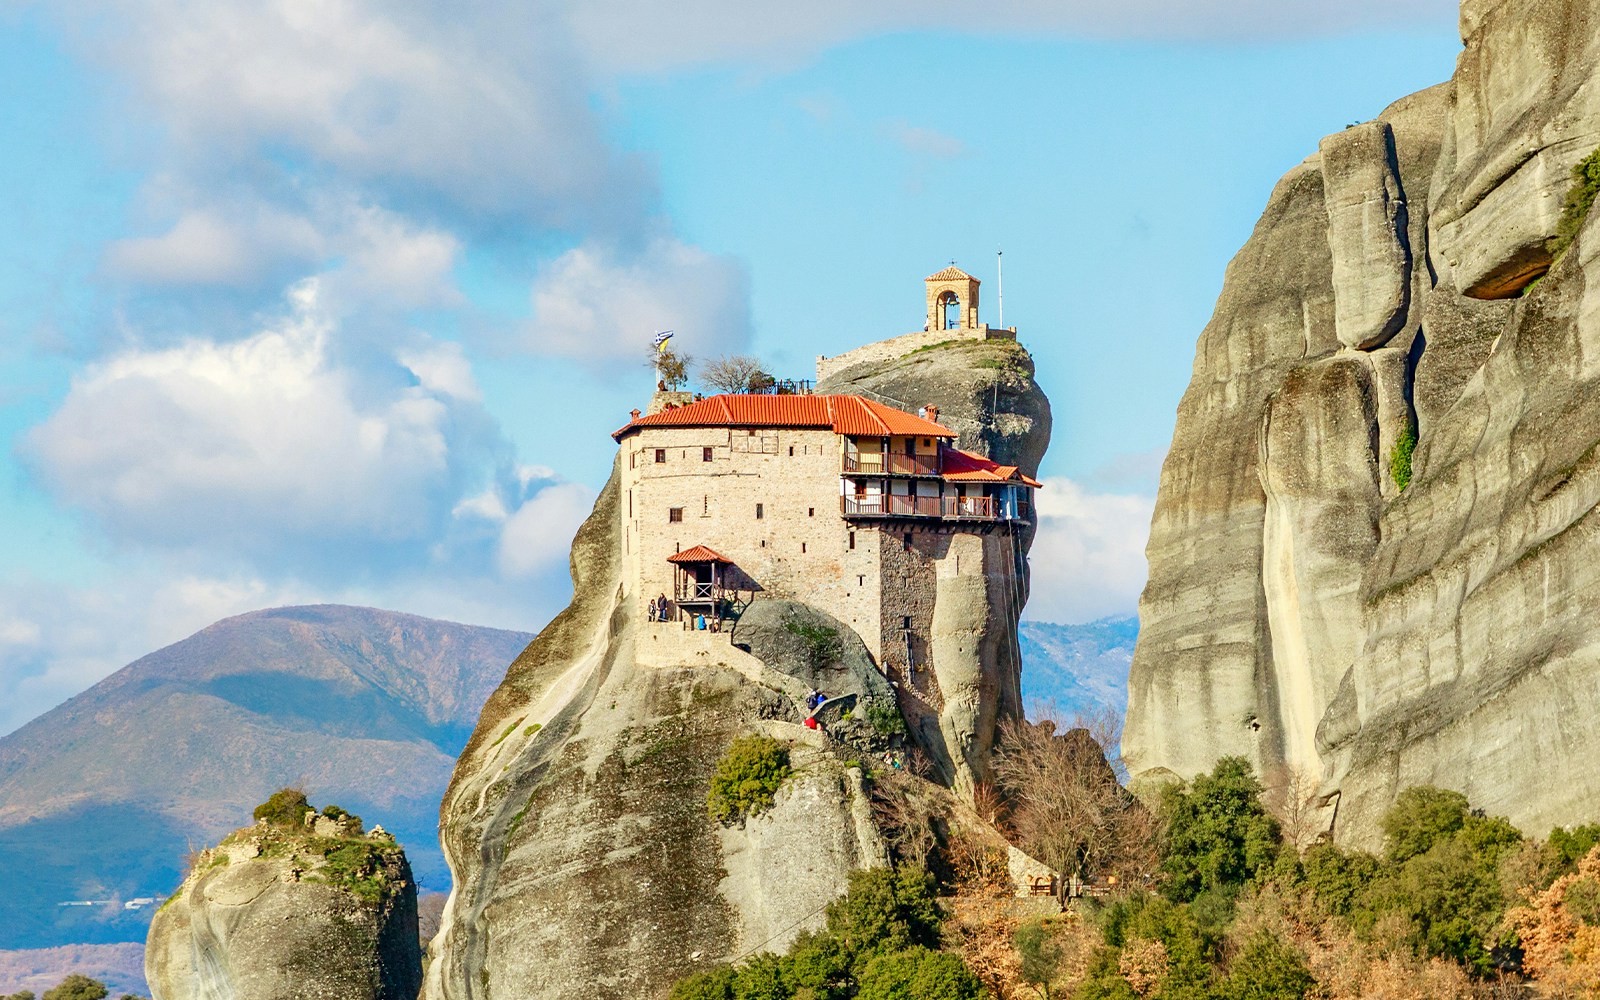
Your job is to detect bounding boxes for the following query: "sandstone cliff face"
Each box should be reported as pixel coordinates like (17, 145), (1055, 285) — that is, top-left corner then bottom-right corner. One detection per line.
(424, 342), (1049, 1000)
(146, 824), (421, 1000)
(1125, 0), (1600, 845)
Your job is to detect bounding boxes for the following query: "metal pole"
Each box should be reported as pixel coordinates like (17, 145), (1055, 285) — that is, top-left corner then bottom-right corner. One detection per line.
(997, 250), (1004, 328)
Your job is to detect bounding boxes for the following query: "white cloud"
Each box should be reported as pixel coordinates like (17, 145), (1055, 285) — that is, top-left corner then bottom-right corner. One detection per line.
(563, 0), (1458, 74)
(887, 123), (966, 159)
(103, 206), (326, 287)
(56, 0), (648, 227)
(497, 482), (596, 580)
(1025, 477), (1155, 624)
(530, 236), (752, 365)
(23, 280), (491, 562)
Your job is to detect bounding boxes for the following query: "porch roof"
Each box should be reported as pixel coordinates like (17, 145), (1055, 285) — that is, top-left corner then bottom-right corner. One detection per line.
(667, 545), (733, 564)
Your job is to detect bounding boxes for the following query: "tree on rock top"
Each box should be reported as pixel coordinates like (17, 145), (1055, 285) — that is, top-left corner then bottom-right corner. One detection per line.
(253, 787), (311, 827)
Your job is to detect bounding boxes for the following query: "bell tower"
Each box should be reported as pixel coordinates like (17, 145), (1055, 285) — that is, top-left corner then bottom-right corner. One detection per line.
(925, 265), (980, 332)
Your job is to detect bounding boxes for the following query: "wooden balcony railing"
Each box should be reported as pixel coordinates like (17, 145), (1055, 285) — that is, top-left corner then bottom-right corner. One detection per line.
(841, 495), (1001, 520)
(842, 453), (941, 476)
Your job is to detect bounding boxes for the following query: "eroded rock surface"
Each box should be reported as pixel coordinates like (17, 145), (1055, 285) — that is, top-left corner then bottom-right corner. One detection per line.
(425, 341), (1050, 999)
(146, 824), (421, 1000)
(1126, 0), (1600, 846)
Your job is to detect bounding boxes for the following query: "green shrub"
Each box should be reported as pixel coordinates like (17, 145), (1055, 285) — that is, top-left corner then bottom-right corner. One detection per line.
(1216, 933), (1314, 1000)
(707, 735), (791, 824)
(313, 840), (395, 903)
(864, 700), (907, 737)
(1549, 823), (1600, 867)
(824, 866), (943, 962)
(42, 977), (108, 1000)
(1390, 425), (1416, 491)
(252, 788), (310, 828)
(855, 947), (985, 1000)
(1300, 843), (1381, 917)
(1382, 786), (1468, 863)
(667, 967), (736, 1000)
(1159, 757), (1282, 902)
(1550, 144), (1600, 261)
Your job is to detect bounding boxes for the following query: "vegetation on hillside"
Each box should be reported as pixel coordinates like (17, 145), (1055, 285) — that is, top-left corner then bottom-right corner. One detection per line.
(706, 735), (792, 824)
(1, 975), (143, 1000)
(677, 711), (1600, 1000)
(1550, 144), (1600, 262)
(1390, 425), (1416, 492)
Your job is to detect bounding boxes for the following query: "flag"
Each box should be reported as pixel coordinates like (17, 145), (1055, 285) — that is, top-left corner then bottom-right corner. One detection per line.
(652, 330), (674, 352)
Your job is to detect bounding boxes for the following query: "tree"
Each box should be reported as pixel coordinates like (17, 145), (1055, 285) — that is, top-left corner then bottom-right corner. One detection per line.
(856, 947), (985, 1000)
(1215, 933), (1314, 1000)
(1159, 757), (1282, 902)
(1381, 787), (1468, 864)
(991, 717), (1158, 886)
(253, 787), (311, 827)
(648, 344), (695, 391)
(700, 355), (774, 394)
(42, 977), (108, 1000)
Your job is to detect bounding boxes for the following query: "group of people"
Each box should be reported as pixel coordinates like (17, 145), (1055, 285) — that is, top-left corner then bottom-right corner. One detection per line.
(646, 593), (671, 622)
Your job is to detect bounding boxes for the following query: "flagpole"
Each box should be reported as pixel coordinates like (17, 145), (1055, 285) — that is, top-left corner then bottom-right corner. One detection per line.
(997, 250), (1004, 329)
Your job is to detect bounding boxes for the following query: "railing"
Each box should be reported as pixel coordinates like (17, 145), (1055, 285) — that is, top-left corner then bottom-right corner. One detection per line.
(842, 452), (940, 476)
(749, 379), (814, 395)
(841, 495), (999, 520)
(675, 582), (722, 603)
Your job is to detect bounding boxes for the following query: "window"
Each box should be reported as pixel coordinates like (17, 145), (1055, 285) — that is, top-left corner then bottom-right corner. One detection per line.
(627, 490), (632, 517)
(801, 542), (807, 553)
(703, 447), (713, 462)
(902, 615), (912, 630)
(630, 451), (636, 469)
(848, 531), (856, 550)
(669, 507), (683, 522)
(858, 575), (865, 587)
(755, 503), (764, 519)
(788, 446), (794, 457)
(808, 507), (814, 517)
(654, 449), (666, 464)
(903, 533), (913, 546)
(703, 495), (709, 515)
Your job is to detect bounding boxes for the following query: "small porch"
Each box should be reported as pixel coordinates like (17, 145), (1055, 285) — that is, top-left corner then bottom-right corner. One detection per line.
(664, 545), (744, 630)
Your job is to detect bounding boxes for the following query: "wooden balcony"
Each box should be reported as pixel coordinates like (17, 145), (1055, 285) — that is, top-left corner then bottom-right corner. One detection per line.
(842, 452), (941, 477)
(840, 495), (1002, 520)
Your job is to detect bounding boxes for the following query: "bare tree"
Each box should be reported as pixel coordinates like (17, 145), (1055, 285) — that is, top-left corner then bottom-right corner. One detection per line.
(1263, 763), (1328, 847)
(646, 344), (695, 391)
(991, 716), (1161, 887)
(869, 767), (943, 870)
(698, 354), (773, 394)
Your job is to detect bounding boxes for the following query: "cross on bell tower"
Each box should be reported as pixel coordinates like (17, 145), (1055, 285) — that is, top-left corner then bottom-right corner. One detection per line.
(925, 264), (980, 332)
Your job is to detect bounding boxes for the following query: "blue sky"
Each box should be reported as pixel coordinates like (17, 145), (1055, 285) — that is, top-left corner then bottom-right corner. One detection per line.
(0, 0), (1462, 734)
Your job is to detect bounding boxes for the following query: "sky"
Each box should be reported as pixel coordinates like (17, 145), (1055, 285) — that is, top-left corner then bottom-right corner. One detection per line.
(0, 0), (1465, 736)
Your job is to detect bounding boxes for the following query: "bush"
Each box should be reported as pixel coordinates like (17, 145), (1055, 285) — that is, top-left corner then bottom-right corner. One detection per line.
(1389, 425), (1416, 492)
(824, 866), (943, 962)
(782, 619), (843, 671)
(1159, 757), (1282, 901)
(865, 700), (906, 737)
(42, 977), (107, 1000)
(1549, 823), (1600, 868)
(1381, 786), (1468, 863)
(252, 787), (310, 828)
(855, 947), (985, 1000)
(707, 735), (791, 824)
(1216, 933), (1313, 1000)
(1550, 144), (1600, 261)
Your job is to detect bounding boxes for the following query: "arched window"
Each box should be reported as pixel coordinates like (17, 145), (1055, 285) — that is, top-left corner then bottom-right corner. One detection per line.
(940, 291), (960, 330)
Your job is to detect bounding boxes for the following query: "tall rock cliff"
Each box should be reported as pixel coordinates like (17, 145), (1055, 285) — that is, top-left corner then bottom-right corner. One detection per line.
(147, 811), (422, 1000)
(1125, 0), (1600, 845)
(424, 337), (1049, 1000)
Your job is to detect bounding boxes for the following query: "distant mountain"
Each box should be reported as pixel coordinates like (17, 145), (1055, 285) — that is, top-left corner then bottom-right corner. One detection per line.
(0, 944), (146, 997)
(1018, 615), (1137, 722)
(0, 605), (531, 950)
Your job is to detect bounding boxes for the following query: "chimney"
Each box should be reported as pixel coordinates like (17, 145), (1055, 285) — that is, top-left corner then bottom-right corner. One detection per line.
(924, 404), (939, 423)
(630, 408), (641, 421)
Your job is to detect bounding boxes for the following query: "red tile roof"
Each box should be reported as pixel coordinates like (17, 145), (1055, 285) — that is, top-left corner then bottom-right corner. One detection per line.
(667, 545), (732, 564)
(927, 265), (977, 282)
(613, 394), (955, 441)
(940, 447), (1042, 488)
